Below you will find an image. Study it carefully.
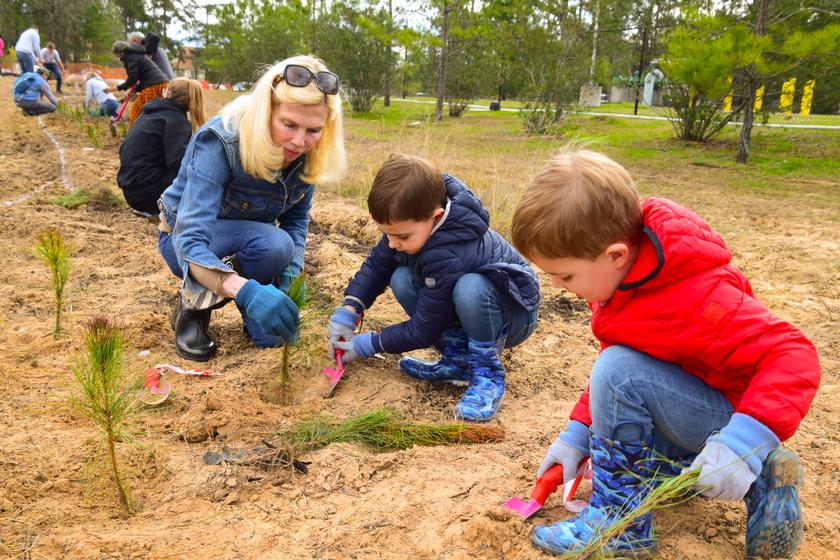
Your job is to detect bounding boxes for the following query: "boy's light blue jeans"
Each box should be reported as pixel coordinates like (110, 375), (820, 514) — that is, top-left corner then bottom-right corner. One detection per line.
(590, 345), (734, 458)
(390, 266), (537, 346)
(158, 220), (294, 347)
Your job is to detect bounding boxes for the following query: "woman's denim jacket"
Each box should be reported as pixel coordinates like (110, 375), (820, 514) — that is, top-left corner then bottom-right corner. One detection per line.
(159, 115), (314, 303)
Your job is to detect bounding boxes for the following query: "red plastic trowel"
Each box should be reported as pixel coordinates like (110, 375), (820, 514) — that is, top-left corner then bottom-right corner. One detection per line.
(322, 348), (345, 396)
(503, 458), (591, 519)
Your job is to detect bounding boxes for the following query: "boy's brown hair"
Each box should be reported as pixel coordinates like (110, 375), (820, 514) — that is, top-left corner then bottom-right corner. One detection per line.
(512, 149), (643, 260)
(368, 154), (447, 224)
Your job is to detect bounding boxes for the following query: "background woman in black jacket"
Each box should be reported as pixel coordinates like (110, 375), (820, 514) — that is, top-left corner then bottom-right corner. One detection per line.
(112, 40), (169, 125)
(117, 78), (205, 216)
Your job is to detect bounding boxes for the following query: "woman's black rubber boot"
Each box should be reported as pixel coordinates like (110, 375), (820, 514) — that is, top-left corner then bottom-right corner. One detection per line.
(171, 296), (217, 361)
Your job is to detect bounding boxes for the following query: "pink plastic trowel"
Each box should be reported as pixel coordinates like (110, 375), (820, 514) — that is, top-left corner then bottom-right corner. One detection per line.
(322, 348), (345, 396)
(503, 458), (591, 519)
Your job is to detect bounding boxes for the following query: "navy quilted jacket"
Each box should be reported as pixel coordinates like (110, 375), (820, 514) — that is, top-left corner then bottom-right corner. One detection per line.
(344, 175), (540, 354)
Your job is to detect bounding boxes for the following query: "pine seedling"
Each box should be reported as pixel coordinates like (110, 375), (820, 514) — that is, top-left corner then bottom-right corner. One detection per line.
(266, 274), (309, 405)
(69, 317), (141, 514)
(280, 409), (505, 454)
(34, 229), (71, 338)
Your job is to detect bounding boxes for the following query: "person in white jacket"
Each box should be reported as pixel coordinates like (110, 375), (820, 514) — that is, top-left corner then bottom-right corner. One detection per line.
(84, 71), (119, 117)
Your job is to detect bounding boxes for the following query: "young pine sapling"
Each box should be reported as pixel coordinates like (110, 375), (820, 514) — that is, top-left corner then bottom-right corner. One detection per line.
(34, 229), (71, 338)
(266, 274), (309, 405)
(69, 317), (141, 514)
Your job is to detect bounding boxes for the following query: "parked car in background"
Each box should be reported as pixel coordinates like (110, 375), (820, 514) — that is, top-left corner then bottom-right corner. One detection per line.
(232, 82), (251, 92)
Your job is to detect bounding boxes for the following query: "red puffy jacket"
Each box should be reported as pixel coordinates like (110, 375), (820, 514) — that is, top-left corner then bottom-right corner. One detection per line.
(570, 198), (820, 441)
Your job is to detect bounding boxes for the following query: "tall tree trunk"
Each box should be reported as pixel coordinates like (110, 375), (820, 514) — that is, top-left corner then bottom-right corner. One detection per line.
(588, 0), (600, 83)
(736, 0), (769, 164)
(384, 0), (393, 107)
(435, 1), (449, 122)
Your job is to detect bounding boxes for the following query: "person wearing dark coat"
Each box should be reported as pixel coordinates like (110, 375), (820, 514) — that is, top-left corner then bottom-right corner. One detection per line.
(112, 40), (168, 125)
(117, 78), (205, 215)
(327, 154), (540, 422)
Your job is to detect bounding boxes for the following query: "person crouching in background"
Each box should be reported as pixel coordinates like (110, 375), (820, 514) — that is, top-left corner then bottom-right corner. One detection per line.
(117, 78), (205, 217)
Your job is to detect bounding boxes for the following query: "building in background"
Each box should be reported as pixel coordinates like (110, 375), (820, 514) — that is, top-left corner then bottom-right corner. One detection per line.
(171, 46), (204, 81)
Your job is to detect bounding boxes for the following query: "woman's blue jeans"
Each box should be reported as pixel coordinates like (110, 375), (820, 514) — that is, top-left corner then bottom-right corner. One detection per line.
(158, 220), (295, 347)
(390, 266), (537, 347)
(590, 345), (734, 458)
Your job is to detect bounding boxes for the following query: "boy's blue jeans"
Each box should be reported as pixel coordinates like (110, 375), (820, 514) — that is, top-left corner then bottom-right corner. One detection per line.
(158, 220), (295, 347)
(390, 266), (537, 346)
(590, 345), (734, 458)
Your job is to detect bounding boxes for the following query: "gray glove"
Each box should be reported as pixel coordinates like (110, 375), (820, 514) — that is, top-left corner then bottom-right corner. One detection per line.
(686, 440), (757, 501)
(537, 435), (588, 483)
(327, 307), (358, 358)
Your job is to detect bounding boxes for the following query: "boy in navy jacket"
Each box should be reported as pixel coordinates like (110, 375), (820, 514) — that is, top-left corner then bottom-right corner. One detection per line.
(328, 154), (540, 421)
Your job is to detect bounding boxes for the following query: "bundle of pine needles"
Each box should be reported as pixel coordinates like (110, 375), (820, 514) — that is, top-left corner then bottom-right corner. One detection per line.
(281, 409), (505, 453)
(573, 468), (702, 559)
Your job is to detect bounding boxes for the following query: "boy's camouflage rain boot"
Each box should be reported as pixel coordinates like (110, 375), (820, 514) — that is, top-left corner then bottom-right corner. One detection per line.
(744, 448), (804, 559)
(454, 337), (506, 422)
(531, 434), (658, 559)
(399, 328), (471, 384)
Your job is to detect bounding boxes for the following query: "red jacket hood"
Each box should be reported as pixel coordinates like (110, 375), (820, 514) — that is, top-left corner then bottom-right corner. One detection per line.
(618, 197), (732, 293)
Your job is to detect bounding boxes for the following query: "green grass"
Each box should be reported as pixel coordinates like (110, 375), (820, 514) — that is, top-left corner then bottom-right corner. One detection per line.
(331, 98), (840, 233)
(54, 187), (124, 210)
(200, 90), (840, 228)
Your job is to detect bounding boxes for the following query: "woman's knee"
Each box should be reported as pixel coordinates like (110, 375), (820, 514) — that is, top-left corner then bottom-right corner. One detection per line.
(246, 228), (294, 271)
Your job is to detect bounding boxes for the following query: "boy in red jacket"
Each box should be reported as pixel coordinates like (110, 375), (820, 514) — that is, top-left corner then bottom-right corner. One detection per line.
(511, 149), (819, 559)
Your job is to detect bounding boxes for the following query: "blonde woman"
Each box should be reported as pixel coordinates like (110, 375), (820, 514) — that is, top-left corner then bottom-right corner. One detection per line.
(158, 56), (346, 361)
(117, 78), (205, 216)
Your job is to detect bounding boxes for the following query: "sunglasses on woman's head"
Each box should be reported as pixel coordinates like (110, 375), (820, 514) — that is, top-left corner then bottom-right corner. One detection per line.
(274, 64), (340, 96)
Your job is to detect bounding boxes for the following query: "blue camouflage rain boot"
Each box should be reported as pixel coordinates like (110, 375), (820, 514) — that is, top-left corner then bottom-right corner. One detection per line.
(399, 329), (471, 384)
(454, 337), (506, 422)
(531, 434), (658, 559)
(744, 448), (804, 559)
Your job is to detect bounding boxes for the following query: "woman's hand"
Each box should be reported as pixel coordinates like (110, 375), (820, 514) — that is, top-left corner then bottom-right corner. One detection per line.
(234, 279), (300, 344)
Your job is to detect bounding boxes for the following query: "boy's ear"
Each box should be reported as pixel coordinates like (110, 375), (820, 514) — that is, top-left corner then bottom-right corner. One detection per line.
(431, 207), (445, 222)
(605, 242), (631, 267)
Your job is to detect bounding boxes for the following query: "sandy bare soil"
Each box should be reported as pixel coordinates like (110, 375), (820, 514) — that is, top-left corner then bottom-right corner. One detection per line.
(0, 78), (838, 560)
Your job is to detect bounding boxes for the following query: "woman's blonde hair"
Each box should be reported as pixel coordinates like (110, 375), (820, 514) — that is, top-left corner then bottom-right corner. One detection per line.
(167, 78), (206, 132)
(220, 55), (346, 185)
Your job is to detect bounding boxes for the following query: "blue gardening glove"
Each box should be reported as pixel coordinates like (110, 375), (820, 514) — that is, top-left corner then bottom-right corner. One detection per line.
(686, 440), (756, 501)
(334, 331), (375, 365)
(686, 413), (780, 501)
(537, 420), (590, 482)
(327, 307), (359, 358)
(234, 279), (300, 344)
